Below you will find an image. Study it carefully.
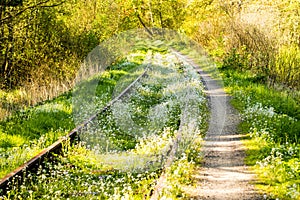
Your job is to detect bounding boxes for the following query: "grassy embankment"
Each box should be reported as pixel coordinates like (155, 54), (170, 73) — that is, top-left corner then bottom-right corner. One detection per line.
(177, 42), (300, 199)
(220, 66), (300, 199)
(0, 52), (146, 179)
(1, 47), (209, 199)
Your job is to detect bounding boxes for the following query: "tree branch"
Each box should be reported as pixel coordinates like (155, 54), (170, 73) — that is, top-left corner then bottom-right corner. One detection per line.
(0, 0), (65, 24)
(136, 12), (153, 37)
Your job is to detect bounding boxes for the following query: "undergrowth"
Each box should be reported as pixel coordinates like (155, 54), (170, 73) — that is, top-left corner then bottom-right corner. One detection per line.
(0, 54), (143, 179)
(221, 67), (300, 200)
(0, 50), (208, 199)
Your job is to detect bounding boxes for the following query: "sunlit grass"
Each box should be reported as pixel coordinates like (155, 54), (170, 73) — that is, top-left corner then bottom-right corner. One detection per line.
(244, 136), (300, 199)
(223, 67), (300, 199)
(1, 50), (208, 199)
(0, 56), (143, 180)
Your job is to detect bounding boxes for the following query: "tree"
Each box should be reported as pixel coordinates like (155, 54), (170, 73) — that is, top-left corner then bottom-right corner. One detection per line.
(0, 0), (65, 89)
(132, 0), (188, 31)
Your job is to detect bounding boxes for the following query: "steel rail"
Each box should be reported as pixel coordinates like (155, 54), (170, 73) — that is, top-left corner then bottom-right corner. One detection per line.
(150, 50), (205, 199)
(0, 66), (149, 195)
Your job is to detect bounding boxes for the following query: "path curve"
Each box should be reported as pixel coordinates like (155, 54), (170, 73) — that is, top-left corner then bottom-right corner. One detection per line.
(175, 52), (262, 200)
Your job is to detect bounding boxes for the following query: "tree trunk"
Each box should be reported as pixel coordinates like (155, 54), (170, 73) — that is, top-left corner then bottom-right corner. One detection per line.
(2, 11), (14, 88)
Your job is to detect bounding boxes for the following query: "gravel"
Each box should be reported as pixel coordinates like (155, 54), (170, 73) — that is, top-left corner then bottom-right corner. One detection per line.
(177, 53), (263, 200)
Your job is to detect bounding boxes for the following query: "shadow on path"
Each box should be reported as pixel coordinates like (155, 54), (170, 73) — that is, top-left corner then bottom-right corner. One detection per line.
(174, 52), (262, 200)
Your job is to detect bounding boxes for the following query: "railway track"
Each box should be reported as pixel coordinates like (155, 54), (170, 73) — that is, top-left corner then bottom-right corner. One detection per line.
(149, 51), (205, 198)
(0, 51), (207, 199)
(0, 66), (149, 196)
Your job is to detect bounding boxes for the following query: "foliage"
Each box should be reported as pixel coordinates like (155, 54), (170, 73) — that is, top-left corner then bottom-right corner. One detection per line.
(0, 50), (207, 199)
(0, 0), (78, 88)
(221, 67), (300, 199)
(1, 0), (300, 198)
(274, 45), (300, 89)
(133, 0), (188, 30)
(0, 51), (208, 199)
(187, 0), (300, 90)
(1, 0), (300, 118)
(161, 155), (196, 198)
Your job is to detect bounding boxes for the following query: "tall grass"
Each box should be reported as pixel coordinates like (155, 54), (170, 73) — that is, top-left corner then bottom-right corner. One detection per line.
(190, 0), (300, 91)
(275, 45), (300, 89)
(0, 73), (76, 121)
(0, 56), (141, 179)
(221, 67), (300, 199)
(1, 51), (208, 199)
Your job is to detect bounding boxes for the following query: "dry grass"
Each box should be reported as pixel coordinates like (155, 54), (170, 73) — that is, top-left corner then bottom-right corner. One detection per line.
(191, 0), (299, 90)
(0, 79), (75, 120)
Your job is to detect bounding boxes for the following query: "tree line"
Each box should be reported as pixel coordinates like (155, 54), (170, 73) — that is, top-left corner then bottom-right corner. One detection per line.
(0, 0), (299, 91)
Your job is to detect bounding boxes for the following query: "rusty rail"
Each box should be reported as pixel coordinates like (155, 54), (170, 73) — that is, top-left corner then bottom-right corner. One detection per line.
(0, 67), (148, 195)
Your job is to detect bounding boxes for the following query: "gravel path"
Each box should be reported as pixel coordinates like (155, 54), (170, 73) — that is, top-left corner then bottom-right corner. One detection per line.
(175, 53), (262, 200)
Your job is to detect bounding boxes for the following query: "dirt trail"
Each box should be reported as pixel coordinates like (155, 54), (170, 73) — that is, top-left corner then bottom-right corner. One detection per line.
(176, 53), (262, 200)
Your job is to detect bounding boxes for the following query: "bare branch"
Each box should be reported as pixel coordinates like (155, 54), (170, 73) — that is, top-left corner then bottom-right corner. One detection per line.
(136, 12), (153, 37)
(0, 0), (65, 24)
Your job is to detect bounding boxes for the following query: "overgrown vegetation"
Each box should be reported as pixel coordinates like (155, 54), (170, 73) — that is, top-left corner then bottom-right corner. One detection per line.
(187, 1), (300, 198)
(0, 53), (142, 179)
(220, 68), (300, 199)
(190, 0), (300, 90)
(1, 51), (208, 199)
(1, 0), (299, 199)
(0, 0), (194, 119)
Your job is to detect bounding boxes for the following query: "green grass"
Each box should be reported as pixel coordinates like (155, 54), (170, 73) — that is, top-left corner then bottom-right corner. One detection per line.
(1, 51), (208, 199)
(221, 68), (300, 199)
(224, 69), (300, 120)
(0, 57), (142, 179)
